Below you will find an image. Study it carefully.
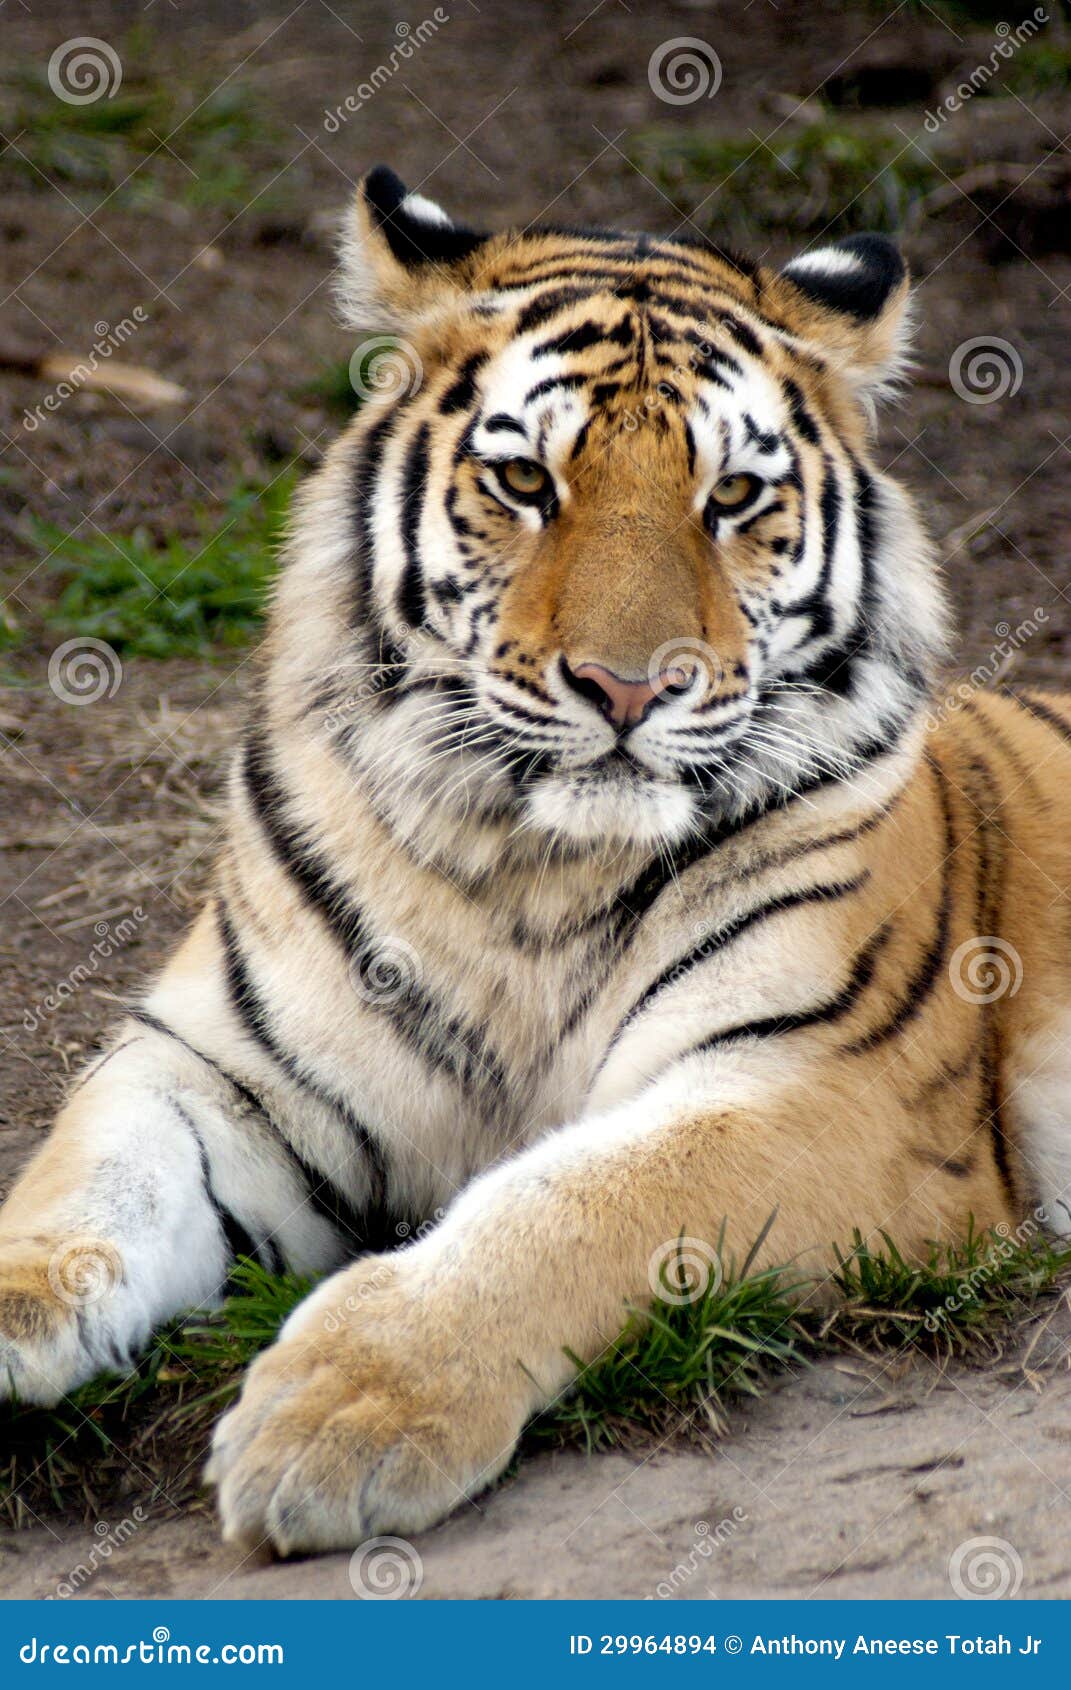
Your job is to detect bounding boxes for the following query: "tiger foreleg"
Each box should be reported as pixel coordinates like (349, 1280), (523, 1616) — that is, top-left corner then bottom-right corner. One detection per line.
(208, 1051), (1012, 1555)
(0, 1016), (338, 1407)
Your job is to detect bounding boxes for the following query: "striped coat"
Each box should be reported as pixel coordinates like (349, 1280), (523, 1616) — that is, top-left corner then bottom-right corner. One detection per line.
(1, 168), (1068, 1555)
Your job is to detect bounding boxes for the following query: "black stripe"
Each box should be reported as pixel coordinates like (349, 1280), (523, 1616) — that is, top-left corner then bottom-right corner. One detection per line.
(241, 728), (508, 1095)
(781, 453), (842, 646)
(352, 408), (399, 625)
(1007, 690), (1071, 749)
(736, 791), (902, 886)
(718, 311), (763, 355)
(438, 352), (486, 415)
(681, 417), (696, 479)
(648, 722), (906, 932)
(483, 412), (526, 436)
(958, 752), (1017, 1207)
(783, 376), (820, 445)
(169, 1096), (273, 1276)
(494, 264), (637, 293)
(127, 1005), (379, 1255)
(681, 922), (892, 1061)
(789, 457), (876, 697)
(127, 1006), (267, 1117)
(840, 758), (954, 1054)
(961, 698), (1049, 807)
(819, 455), (842, 578)
(523, 372), (587, 405)
(744, 413), (780, 454)
(534, 316), (634, 357)
(611, 872), (870, 1051)
(397, 421), (431, 631)
(699, 344), (743, 380)
(569, 417), (593, 461)
(216, 905), (395, 1243)
(515, 287), (596, 334)
(850, 457), (880, 657)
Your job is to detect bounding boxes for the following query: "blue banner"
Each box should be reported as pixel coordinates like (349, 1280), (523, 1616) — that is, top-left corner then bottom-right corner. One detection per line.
(0, 1600), (1062, 1685)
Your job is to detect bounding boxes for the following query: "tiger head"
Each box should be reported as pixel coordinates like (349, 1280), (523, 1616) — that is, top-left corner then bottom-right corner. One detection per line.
(293, 167), (947, 857)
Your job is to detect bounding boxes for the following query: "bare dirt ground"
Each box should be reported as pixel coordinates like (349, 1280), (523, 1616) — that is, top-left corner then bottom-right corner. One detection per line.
(2, 0), (1071, 1600)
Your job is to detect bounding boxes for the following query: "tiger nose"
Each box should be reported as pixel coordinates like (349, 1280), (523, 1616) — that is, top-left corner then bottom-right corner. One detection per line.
(565, 660), (687, 730)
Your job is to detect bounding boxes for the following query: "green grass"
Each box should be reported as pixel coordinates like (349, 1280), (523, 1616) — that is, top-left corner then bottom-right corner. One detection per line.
(531, 1219), (807, 1451)
(298, 342), (401, 421)
(995, 41), (1071, 99)
(3, 1220), (1069, 1528)
(0, 39), (287, 214)
(0, 1261), (312, 1527)
(829, 1220), (1071, 1351)
(300, 359), (362, 421)
(630, 116), (941, 241)
(28, 472), (296, 658)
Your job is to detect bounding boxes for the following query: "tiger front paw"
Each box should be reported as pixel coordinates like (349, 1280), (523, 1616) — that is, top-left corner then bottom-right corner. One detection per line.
(0, 1234), (126, 1405)
(207, 1252), (528, 1557)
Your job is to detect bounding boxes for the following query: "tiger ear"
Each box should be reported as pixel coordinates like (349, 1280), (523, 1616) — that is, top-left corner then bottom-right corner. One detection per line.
(338, 166), (487, 331)
(776, 233), (912, 403)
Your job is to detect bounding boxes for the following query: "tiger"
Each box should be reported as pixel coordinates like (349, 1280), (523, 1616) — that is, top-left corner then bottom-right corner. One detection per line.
(2, 165), (1070, 1558)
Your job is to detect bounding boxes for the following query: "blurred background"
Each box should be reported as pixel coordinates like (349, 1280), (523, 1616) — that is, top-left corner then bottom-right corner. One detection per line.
(1, 0), (1069, 1167)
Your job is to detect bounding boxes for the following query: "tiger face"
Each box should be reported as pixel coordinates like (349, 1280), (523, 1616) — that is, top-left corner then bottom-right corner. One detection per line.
(319, 168), (948, 852)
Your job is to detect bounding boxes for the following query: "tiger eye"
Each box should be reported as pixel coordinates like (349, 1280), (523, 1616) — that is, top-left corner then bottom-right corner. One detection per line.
(500, 458), (549, 497)
(710, 473), (759, 509)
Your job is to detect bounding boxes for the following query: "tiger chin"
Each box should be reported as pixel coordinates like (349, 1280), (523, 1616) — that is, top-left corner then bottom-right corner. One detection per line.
(2, 165), (1069, 1558)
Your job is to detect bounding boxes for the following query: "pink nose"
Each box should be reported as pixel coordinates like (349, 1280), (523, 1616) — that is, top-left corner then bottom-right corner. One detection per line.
(568, 661), (687, 730)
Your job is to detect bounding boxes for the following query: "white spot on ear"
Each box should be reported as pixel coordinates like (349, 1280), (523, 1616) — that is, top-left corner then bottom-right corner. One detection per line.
(336, 189), (455, 332)
(783, 247), (865, 284)
(400, 192), (452, 229)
